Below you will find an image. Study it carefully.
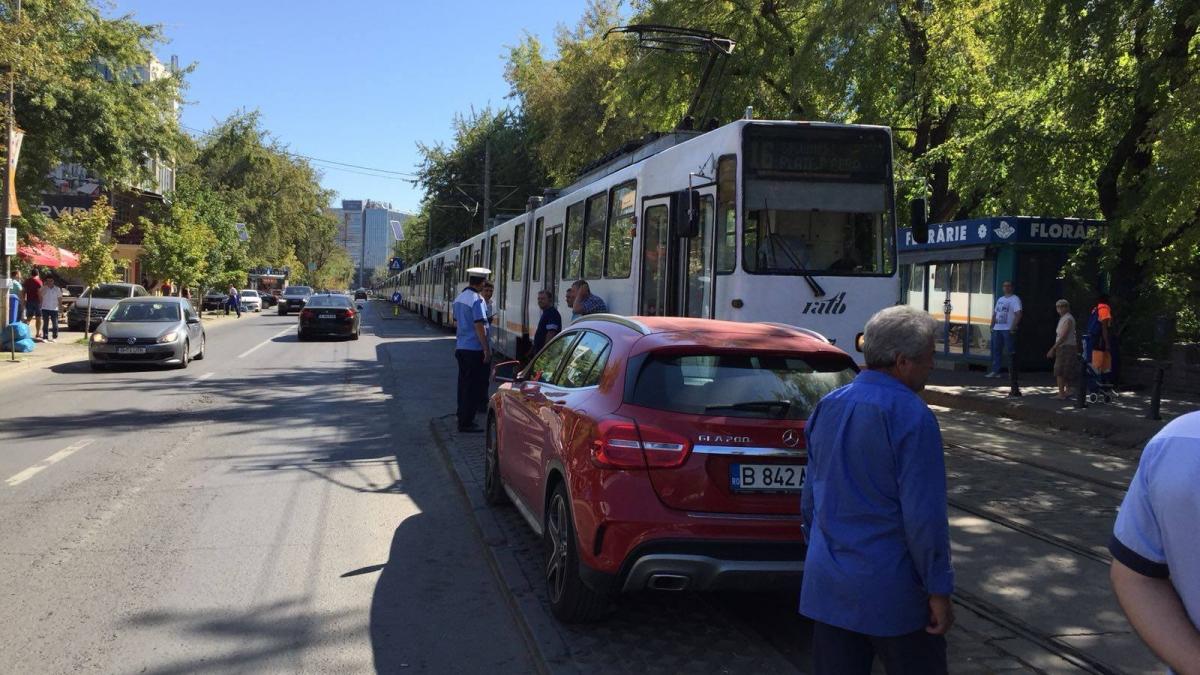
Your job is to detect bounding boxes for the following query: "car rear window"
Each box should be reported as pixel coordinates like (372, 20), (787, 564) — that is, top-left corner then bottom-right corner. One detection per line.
(629, 352), (856, 420)
(83, 285), (131, 300)
(306, 295), (352, 308)
(285, 286), (312, 296)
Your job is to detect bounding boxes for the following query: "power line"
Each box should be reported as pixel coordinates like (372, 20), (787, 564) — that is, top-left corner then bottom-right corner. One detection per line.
(181, 124), (421, 178)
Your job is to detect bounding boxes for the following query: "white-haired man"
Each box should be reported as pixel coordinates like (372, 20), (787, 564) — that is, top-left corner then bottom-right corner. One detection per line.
(801, 305), (954, 675)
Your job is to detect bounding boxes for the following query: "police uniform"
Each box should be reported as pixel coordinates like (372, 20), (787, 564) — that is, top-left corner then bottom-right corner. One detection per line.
(453, 268), (491, 431)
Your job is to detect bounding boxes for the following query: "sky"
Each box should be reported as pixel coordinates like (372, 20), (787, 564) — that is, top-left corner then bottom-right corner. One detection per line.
(108, 0), (591, 215)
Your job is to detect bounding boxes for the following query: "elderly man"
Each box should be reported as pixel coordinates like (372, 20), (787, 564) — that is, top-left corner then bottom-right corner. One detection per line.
(569, 279), (607, 319)
(801, 305), (954, 675)
(453, 267), (491, 433)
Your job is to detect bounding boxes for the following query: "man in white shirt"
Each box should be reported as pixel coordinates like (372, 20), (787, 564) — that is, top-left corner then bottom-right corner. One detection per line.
(38, 276), (64, 343)
(987, 280), (1022, 378)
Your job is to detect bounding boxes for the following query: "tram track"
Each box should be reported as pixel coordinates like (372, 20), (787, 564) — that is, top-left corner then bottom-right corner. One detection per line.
(944, 441), (1129, 493)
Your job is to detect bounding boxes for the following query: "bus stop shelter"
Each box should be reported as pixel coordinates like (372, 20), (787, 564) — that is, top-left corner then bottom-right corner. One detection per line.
(898, 216), (1102, 371)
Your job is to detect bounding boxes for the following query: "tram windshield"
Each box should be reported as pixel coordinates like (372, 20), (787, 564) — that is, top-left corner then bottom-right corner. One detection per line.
(741, 125), (895, 277)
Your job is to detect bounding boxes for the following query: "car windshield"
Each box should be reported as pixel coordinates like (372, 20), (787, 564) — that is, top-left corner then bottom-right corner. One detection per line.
(240, 290), (258, 297)
(82, 285), (131, 300)
(306, 296), (352, 308)
(629, 352), (856, 420)
(284, 286), (312, 296)
(107, 302), (181, 322)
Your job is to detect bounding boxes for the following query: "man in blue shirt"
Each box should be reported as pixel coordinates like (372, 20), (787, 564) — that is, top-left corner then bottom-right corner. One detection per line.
(453, 268), (492, 433)
(801, 305), (954, 674)
(532, 289), (561, 354)
(1109, 411), (1200, 672)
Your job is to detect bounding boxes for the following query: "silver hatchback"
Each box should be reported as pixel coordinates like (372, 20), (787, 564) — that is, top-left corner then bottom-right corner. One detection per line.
(88, 297), (206, 371)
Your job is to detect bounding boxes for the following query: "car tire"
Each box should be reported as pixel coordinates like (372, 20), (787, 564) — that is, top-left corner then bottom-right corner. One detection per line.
(176, 340), (190, 369)
(194, 335), (206, 360)
(483, 415), (508, 506)
(278, 309), (287, 316)
(297, 330), (307, 342)
(350, 330), (359, 341)
(544, 481), (610, 623)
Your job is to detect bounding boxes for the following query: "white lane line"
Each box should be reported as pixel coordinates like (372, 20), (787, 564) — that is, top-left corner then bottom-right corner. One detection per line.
(237, 325), (295, 359)
(194, 372), (214, 384)
(6, 438), (95, 487)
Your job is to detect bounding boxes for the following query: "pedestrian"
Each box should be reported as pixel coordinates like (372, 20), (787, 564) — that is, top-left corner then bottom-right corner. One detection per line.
(225, 285), (241, 318)
(7, 270), (22, 322)
(570, 279), (608, 318)
(478, 281), (497, 413)
(1087, 293), (1115, 386)
(453, 267), (491, 433)
(161, 280), (173, 297)
(1046, 299), (1079, 400)
(801, 305), (954, 675)
(23, 268), (43, 339)
(38, 276), (63, 343)
(532, 289), (562, 354)
(565, 284), (579, 323)
(986, 280), (1022, 378)
(1109, 411), (1200, 672)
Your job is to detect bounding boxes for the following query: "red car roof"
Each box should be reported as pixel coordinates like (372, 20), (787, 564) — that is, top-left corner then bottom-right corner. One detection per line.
(570, 315), (852, 358)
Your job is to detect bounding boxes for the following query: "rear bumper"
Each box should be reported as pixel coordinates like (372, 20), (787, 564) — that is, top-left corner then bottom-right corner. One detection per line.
(581, 539), (805, 594)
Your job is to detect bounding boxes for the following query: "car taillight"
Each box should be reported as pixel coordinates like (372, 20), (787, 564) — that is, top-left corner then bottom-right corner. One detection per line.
(344, 309), (355, 318)
(300, 309), (315, 320)
(591, 419), (691, 470)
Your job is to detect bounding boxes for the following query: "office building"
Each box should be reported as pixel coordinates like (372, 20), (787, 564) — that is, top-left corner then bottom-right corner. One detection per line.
(328, 199), (409, 286)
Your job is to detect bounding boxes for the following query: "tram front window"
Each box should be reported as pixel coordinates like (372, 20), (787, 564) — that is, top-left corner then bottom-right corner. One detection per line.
(742, 181), (892, 275)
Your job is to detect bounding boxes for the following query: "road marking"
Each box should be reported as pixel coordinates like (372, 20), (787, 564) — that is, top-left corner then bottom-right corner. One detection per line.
(194, 372), (214, 383)
(6, 438), (95, 487)
(238, 325), (295, 359)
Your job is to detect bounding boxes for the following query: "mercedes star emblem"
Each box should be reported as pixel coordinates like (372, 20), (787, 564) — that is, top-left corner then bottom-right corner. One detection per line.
(127, 337), (136, 345)
(782, 429), (800, 447)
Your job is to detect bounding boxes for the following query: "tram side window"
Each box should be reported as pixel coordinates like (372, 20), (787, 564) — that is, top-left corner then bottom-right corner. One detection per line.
(513, 224), (525, 281)
(532, 218), (543, 282)
(563, 201), (584, 280)
(605, 182), (635, 279)
(716, 155), (736, 273)
(499, 242), (510, 310)
(583, 192), (607, 280)
(489, 235), (497, 276)
(460, 246), (471, 283)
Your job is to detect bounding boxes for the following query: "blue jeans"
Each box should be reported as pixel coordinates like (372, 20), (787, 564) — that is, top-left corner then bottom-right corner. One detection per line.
(40, 309), (59, 339)
(991, 329), (1013, 373)
(811, 621), (947, 675)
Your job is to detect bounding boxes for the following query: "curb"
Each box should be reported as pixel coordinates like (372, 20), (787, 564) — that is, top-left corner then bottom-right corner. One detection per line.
(427, 417), (567, 675)
(0, 342), (88, 382)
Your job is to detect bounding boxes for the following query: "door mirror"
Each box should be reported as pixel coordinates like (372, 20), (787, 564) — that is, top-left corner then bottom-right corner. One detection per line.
(673, 190), (701, 238)
(186, 317), (200, 325)
(909, 198), (929, 244)
(492, 359), (522, 384)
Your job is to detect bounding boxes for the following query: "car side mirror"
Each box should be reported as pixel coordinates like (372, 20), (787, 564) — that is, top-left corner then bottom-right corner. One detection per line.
(187, 317), (200, 325)
(492, 360), (522, 384)
(909, 197), (928, 244)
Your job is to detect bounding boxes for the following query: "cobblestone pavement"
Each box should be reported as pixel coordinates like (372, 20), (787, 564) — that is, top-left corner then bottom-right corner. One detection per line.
(431, 416), (1043, 674)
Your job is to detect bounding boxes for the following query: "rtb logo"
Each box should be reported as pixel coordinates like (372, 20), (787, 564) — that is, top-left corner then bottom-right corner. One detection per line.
(801, 291), (848, 315)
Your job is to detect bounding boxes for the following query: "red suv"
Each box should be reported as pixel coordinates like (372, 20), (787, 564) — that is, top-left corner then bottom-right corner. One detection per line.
(485, 315), (858, 622)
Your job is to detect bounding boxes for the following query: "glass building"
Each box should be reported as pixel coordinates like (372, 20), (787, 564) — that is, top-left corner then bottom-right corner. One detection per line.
(329, 199), (409, 286)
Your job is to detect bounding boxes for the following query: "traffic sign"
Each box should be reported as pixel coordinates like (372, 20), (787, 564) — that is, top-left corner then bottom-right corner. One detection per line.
(3, 227), (15, 256)
(388, 257), (404, 271)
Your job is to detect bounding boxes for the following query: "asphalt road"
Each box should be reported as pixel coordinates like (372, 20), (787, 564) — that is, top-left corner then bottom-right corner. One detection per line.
(0, 305), (535, 673)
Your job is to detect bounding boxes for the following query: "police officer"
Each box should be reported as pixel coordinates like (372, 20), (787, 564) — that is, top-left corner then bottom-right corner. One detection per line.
(454, 268), (491, 432)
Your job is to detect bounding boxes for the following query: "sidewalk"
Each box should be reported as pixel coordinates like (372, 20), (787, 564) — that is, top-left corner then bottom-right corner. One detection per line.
(0, 332), (88, 382)
(923, 368), (1198, 448)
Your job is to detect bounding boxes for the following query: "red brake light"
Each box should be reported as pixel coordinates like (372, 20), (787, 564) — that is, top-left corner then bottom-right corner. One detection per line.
(591, 420), (691, 470)
(345, 308), (355, 318)
(300, 309), (315, 319)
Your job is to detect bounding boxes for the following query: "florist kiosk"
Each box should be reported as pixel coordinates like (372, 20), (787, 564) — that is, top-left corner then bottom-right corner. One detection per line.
(899, 216), (1102, 370)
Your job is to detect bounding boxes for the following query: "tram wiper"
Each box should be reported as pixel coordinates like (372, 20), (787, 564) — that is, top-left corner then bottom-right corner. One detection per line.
(769, 234), (826, 298)
(705, 400), (793, 417)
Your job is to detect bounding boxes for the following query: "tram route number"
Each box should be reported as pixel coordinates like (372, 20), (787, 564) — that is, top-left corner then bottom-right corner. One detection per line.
(730, 463), (806, 493)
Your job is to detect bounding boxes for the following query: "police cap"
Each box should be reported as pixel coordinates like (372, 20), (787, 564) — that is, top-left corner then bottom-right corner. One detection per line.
(466, 267), (491, 280)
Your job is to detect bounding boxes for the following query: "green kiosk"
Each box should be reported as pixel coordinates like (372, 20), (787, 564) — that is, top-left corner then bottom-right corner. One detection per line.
(899, 216), (1102, 371)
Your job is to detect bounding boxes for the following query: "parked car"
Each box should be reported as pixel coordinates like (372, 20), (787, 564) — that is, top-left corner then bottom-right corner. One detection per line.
(277, 285), (313, 316)
(67, 283), (149, 330)
(354, 288), (368, 300)
(297, 294), (360, 340)
(88, 297), (205, 370)
(201, 290), (229, 312)
(239, 289), (263, 312)
(260, 291), (277, 308)
(485, 315), (858, 622)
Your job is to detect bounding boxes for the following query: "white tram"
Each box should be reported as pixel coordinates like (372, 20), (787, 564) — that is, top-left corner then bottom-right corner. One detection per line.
(380, 119), (908, 361)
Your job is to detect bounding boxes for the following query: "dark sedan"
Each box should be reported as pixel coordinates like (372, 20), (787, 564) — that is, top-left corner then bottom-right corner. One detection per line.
(201, 291), (229, 311)
(277, 285), (313, 316)
(298, 294), (360, 340)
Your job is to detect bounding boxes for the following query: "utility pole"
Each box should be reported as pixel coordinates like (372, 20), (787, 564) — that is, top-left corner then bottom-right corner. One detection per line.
(482, 138), (491, 269)
(1, 1), (18, 330)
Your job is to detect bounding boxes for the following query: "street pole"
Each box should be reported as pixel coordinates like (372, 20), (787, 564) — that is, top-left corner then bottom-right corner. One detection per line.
(482, 138), (491, 268)
(1, 61), (12, 331)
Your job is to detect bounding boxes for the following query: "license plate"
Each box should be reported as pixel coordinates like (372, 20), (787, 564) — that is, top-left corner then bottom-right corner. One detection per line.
(318, 314), (335, 319)
(730, 464), (806, 492)
(117, 346), (147, 354)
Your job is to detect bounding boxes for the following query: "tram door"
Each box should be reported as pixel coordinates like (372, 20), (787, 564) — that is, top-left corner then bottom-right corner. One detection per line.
(639, 198), (672, 315)
(682, 190), (716, 319)
(544, 226), (562, 302)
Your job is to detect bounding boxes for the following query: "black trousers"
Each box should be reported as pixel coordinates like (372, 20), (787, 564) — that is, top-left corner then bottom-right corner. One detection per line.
(811, 621), (947, 675)
(456, 349), (487, 429)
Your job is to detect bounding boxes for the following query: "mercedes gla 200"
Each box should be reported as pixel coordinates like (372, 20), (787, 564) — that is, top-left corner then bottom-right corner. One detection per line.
(485, 315), (857, 622)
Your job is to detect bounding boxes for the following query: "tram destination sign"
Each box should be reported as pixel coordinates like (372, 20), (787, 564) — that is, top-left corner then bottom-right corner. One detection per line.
(744, 126), (889, 182)
(899, 216), (1103, 251)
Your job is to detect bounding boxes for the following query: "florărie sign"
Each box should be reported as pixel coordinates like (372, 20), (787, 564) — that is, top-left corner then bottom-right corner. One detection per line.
(900, 216), (1103, 251)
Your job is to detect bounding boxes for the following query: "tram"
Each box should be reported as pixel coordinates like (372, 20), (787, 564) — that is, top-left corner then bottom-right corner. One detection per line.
(379, 119), (915, 361)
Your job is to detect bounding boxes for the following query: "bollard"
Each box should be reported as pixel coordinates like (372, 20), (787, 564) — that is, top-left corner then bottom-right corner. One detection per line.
(1007, 343), (1021, 398)
(8, 323), (15, 362)
(1147, 366), (1165, 420)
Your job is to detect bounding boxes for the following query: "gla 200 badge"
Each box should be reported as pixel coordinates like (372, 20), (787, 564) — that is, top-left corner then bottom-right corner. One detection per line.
(697, 434), (750, 444)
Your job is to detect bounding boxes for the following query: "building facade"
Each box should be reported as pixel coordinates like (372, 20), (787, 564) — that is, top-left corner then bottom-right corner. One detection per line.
(328, 199), (408, 286)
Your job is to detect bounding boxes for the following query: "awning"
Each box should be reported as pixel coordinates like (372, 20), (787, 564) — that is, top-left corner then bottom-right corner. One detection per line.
(898, 246), (989, 265)
(17, 240), (81, 268)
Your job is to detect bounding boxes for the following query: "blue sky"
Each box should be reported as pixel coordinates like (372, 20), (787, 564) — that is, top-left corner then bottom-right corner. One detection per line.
(109, 0), (590, 214)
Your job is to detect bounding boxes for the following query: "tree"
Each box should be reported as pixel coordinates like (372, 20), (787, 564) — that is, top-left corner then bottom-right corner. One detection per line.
(48, 197), (126, 337)
(138, 208), (216, 301)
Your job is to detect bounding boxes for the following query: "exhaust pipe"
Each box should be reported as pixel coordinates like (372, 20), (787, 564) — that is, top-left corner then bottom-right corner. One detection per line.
(647, 574), (689, 591)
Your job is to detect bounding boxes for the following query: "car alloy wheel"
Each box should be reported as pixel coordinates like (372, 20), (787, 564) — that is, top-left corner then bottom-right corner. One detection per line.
(543, 482), (609, 623)
(483, 416), (507, 505)
(177, 340), (190, 369)
(194, 335), (206, 360)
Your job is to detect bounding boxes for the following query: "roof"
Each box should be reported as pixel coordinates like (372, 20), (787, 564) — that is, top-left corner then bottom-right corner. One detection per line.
(572, 314), (851, 357)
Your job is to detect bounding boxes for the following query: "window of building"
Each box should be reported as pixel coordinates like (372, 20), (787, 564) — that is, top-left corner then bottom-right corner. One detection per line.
(605, 182), (635, 279)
